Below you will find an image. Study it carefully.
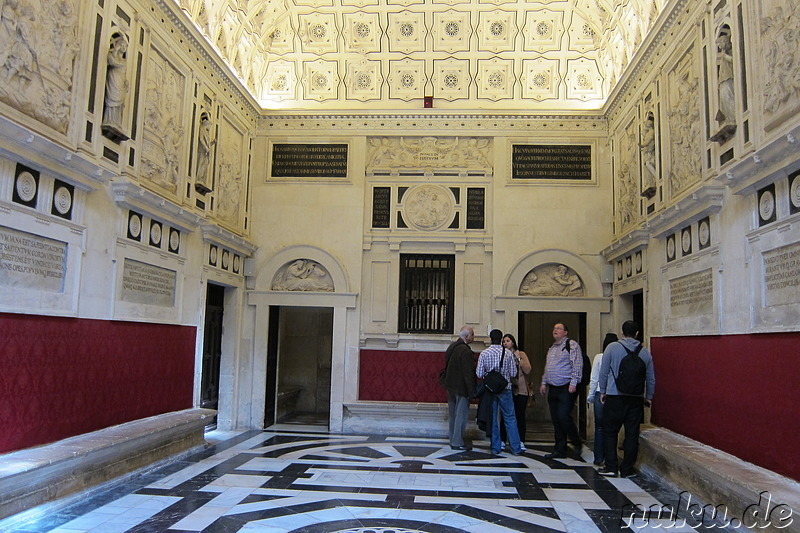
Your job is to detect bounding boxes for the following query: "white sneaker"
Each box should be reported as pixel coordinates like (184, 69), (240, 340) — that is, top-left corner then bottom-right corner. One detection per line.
(500, 442), (506, 450)
(520, 444), (527, 452)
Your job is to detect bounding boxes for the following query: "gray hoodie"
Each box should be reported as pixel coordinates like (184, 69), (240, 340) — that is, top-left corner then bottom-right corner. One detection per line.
(598, 337), (655, 400)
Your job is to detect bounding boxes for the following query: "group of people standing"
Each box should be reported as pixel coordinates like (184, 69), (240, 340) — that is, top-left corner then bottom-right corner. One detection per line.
(442, 320), (655, 478)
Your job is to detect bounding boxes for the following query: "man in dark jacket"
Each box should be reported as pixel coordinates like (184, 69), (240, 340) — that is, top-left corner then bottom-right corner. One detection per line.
(444, 326), (476, 450)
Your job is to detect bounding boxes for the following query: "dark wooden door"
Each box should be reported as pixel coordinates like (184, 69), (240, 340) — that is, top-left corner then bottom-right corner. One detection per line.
(200, 283), (224, 410)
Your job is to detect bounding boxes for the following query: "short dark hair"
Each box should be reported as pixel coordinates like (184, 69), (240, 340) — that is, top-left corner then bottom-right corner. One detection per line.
(555, 323), (569, 333)
(622, 320), (639, 338)
(489, 329), (503, 344)
(502, 333), (518, 351)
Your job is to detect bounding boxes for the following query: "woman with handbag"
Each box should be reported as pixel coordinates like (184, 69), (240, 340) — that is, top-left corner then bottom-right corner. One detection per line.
(500, 334), (532, 451)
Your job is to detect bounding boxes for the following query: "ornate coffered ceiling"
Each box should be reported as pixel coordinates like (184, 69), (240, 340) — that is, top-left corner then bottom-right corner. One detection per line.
(172, 0), (664, 111)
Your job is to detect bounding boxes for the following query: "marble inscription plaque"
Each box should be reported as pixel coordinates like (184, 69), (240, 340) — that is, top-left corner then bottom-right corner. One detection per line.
(763, 241), (800, 307)
(271, 143), (348, 178)
(121, 258), (176, 307)
(512, 145), (592, 180)
(669, 268), (713, 317)
(0, 226), (67, 292)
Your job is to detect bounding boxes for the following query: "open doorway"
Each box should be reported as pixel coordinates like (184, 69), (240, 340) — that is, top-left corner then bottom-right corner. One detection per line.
(265, 306), (332, 428)
(200, 283), (224, 417)
(618, 290), (645, 341)
(518, 311), (587, 440)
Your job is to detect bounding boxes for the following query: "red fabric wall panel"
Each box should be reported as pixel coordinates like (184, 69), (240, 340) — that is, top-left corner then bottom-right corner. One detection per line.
(0, 313), (196, 454)
(651, 332), (800, 481)
(359, 350), (448, 403)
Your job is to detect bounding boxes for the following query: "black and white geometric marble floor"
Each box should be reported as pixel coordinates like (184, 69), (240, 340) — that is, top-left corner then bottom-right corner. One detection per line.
(2, 429), (714, 533)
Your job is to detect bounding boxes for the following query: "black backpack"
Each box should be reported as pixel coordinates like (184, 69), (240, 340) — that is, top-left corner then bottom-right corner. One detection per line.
(564, 338), (592, 388)
(612, 342), (646, 395)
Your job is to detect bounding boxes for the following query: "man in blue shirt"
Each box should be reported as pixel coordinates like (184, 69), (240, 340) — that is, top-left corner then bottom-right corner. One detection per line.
(598, 321), (656, 478)
(477, 329), (523, 455)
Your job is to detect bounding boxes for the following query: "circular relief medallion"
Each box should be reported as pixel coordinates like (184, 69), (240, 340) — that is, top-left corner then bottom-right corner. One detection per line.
(221, 250), (230, 270)
(791, 178), (800, 209)
(53, 186), (72, 214)
(16, 171), (37, 202)
(209, 246), (218, 264)
(759, 190), (775, 221)
(635, 252), (642, 273)
(150, 223), (162, 245)
(402, 185), (454, 231)
(681, 230), (691, 253)
(128, 214), (142, 239)
(666, 235), (676, 260)
(615, 261), (623, 280)
(625, 256), (632, 277)
(698, 220), (710, 247)
(233, 255), (241, 273)
(169, 229), (180, 251)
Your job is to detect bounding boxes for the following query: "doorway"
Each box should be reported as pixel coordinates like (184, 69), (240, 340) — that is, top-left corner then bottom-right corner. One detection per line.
(618, 290), (645, 341)
(265, 306), (333, 428)
(518, 311), (587, 440)
(200, 283), (224, 413)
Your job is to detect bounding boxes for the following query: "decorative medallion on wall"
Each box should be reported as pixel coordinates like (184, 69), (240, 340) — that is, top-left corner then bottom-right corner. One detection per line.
(221, 250), (230, 270)
(272, 259), (334, 291)
(635, 251), (643, 274)
(625, 255), (632, 277)
(758, 184), (777, 226)
(666, 234), (676, 262)
(128, 211), (143, 241)
(790, 171), (800, 216)
(233, 254), (241, 274)
(51, 180), (74, 220)
(519, 263), (585, 296)
(698, 217), (711, 250)
(401, 184), (455, 231)
(388, 58), (426, 101)
(168, 228), (180, 254)
(149, 221), (163, 248)
(615, 260), (623, 281)
(13, 168), (38, 208)
(681, 226), (692, 256)
(209, 245), (218, 266)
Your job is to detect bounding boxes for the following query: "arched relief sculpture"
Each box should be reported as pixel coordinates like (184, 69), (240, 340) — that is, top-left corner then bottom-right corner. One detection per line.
(272, 259), (334, 292)
(519, 263), (584, 297)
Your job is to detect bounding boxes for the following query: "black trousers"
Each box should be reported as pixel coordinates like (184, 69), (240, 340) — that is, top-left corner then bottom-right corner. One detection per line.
(547, 384), (581, 454)
(602, 395), (644, 475)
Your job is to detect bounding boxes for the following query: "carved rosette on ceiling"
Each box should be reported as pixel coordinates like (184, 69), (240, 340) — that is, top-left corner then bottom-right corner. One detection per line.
(522, 58), (561, 101)
(264, 21), (295, 55)
(302, 59), (339, 101)
(433, 10), (472, 53)
(387, 11), (427, 54)
(298, 14), (339, 54)
(401, 184), (455, 231)
(567, 12), (598, 54)
(523, 10), (565, 53)
(477, 58), (515, 101)
(263, 60), (298, 101)
(388, 58), (426, 101)
(433, 58), (471, 101)
(520, 264), (585, 297)
(366, 136), (492, 171)
(477, 10), (518, 53)
(342, 12), (382, 52)
(566, 58), (603, 101)
(272, 259), (335, 292)
(346, 60), (383, 101)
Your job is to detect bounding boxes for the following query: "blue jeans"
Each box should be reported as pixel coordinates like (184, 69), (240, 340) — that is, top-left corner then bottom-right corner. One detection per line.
(491, 389), (522, 454)
(593, 394), (604, 463)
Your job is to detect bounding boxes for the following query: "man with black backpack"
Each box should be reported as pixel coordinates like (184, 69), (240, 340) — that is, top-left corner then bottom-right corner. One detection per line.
(597, 321), (656, 478)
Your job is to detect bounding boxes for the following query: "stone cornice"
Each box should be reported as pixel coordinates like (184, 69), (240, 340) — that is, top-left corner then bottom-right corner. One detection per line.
(601, 228), (651, 262)
(646, 184), (726, 239)
(199, 224), (257, 256)
(111, 179), (201, 232)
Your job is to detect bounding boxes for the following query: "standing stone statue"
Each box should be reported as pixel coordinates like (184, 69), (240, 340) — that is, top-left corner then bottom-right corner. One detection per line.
(195, 110), (215, 193)
(711, 26), (736, 142)
(639, 112), (657, 198)
(102, 32), (129, 141)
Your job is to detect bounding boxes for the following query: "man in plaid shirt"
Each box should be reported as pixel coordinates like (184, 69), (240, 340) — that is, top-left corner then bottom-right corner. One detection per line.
(477, 329), (523, 455)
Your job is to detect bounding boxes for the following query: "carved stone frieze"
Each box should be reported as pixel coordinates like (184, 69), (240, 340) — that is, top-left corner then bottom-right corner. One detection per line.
(272, 259), (335, 291)
(760, 2), (800, 130)
(666, 53), (702, 197)
(366, 136), (492, 170)
(214, 119), (245, 228)
(520, 264), (585, 297)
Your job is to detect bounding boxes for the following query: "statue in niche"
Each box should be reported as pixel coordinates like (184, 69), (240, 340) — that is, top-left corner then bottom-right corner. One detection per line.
(710, 26), (737, 143)
(520, 264), (584, 297)
(272, 259), (334, 292)
(195, 110), (216, 193)
(618, 163), (636, 227)
(639, 111), (657, 199)
(102, 31), (130, 142)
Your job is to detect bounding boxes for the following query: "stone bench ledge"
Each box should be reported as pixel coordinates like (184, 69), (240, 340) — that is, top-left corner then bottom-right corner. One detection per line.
(0, 408), (215, 521)
(639, 426), (799, 533)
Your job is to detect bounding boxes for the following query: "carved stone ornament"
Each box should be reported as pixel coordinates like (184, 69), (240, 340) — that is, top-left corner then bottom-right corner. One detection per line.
(401, 184), (455, 231)
(760, 3), (800, 129)
(272, 259), (335, 292)
(519, 263), (585, 297)
(366, 136), (492, 170)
